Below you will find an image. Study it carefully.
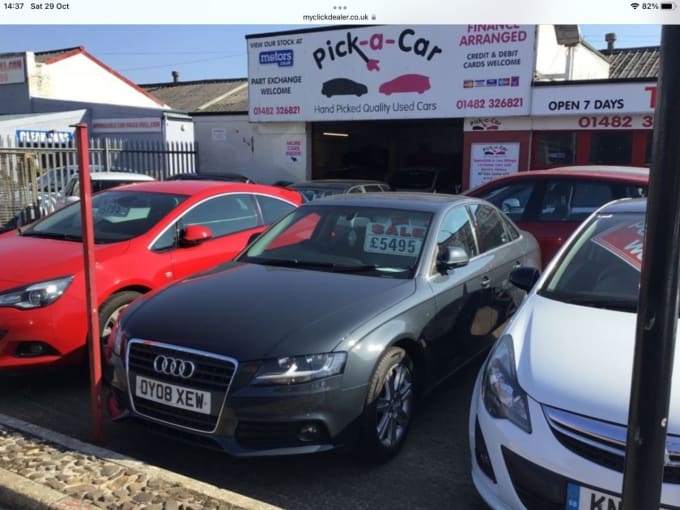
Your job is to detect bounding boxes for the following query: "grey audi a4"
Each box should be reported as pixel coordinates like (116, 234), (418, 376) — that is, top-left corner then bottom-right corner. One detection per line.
(106, 192), (540, 462)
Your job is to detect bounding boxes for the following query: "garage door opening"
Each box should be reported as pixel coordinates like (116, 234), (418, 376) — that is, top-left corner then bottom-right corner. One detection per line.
(311, 118), (463, 193)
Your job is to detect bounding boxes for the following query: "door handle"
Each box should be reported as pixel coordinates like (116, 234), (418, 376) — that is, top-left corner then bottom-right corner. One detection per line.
(481, 277), (491, 288)
(514, 261), (522, 268)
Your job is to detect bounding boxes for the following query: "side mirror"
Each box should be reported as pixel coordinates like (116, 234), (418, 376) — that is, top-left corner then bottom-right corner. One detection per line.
(437, 246), (469, 273)
(180, 224), (212, 247)
(509, 267), (541, 292)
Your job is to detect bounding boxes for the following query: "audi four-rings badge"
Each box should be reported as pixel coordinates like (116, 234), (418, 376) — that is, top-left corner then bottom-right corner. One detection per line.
(153, 355), (196, 379)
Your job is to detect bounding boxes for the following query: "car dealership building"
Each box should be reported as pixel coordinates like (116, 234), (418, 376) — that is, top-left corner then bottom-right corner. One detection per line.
(234, 25), (658, 190)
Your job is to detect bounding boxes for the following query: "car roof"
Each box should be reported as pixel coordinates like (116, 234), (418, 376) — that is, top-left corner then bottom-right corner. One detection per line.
(598, 197), (647, 214)
(306, 191), (478, 212)
(110, 179), (298, 198)
(548, 165), (649, 176)
(83, 171), (155, 181)
(466, 166), (649, 194)
(291, 179), (388, 187)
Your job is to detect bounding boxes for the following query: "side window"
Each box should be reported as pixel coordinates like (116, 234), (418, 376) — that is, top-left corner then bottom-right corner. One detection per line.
(63, 178), (77, 197)
(538, 181), (574, 221)
(347, 186), (363, 193)
(364, 184), (383, 192)
(151, 223), (178, 252)
(180, 194), (259, 238)
(468, 204), (510, 253)
(476, 180), (536, 221)
(569, 181), (615, 221)
(437, 206), (478, 258)
(621, 184), (648, 199)
(256, 195), (296, 224)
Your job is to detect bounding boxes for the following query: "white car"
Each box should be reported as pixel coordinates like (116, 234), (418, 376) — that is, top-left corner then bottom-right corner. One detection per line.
(469, 197), (680, 509)
(56, 171), (155, 209)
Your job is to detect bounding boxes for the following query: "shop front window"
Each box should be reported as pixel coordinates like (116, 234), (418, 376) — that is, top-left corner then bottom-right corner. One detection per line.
(590, 132), (633, 165)
(533, 133), (576, 167)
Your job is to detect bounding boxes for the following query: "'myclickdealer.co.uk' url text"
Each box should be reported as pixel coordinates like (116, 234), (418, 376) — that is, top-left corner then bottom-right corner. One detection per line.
(303, 13), (370, 21)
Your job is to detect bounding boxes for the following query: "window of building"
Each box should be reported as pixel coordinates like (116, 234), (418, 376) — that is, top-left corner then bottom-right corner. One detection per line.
(590, 132), (633, 165)
(533, 133), (576, 167)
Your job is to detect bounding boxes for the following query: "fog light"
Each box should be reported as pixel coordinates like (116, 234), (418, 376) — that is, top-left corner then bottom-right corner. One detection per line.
(298, 423), (322, 442)
(15, 341), (59, 358)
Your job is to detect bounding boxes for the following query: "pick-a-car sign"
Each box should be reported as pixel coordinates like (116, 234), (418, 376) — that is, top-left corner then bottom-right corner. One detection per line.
(246, 25), (535, 121)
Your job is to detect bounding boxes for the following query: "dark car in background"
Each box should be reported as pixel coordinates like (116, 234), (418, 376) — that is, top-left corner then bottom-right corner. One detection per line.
(288, 179), (392, 202)
(465, 165), (649, 267)
(166, 172), (255, 183)
(107, 193), (540, 462)
(389, 166), (457, 194)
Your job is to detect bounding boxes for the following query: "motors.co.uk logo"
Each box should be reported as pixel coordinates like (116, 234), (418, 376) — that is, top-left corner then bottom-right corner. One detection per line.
(259, 50), (294, 67)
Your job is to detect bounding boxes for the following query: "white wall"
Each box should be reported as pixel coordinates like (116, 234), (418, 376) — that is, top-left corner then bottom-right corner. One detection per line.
(28, 53), (169, 109)
(194, 115), (308, 184)
(535, 25), (609, 81)
(163, 116), (195, 144)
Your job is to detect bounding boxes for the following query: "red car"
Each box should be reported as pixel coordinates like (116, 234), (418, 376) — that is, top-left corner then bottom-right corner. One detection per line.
(379, 74), (431, 95)
(465, 165), (649, 267)
(0, 180), (302, 371)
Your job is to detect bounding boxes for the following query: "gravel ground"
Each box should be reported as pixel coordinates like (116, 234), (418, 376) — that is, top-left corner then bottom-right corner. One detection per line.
(0, 421), (276, 510)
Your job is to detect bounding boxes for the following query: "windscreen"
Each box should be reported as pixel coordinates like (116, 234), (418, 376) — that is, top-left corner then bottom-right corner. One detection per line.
(540, 212), (644, 312)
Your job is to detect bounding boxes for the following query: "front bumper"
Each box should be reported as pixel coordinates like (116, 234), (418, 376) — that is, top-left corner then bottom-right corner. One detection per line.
(108, 340), (368, 457)
(0, 294), (87, 370)
(469, 370), (680, 510)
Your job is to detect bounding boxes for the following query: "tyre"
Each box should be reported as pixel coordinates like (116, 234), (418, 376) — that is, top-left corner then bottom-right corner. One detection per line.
(357, 346), (416, 463)
(99, 291), (141, 347)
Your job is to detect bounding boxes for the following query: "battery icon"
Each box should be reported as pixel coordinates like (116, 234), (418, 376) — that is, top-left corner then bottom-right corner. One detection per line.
(661, 2), (675, 8)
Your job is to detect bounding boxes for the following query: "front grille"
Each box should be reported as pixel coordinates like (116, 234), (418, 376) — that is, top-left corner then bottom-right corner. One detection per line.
(544, 405), (680, 484)
(127, 339), (237, 433)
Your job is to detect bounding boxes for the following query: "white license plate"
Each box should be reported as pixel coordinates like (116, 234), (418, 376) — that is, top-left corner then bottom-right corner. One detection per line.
(566, 483), (621, 510)
(135, 375), (211, 415)
(567, 482), (670, 510)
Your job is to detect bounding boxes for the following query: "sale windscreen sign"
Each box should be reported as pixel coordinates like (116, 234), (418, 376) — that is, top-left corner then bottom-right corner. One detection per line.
(246, 25), (535, 121)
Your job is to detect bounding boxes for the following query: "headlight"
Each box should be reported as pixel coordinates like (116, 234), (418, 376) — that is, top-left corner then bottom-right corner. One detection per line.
(481, 334), (531, 433)
(253, 352), (347, 385)
(0, 276), (73, 309)
(109, 321), (127, 358)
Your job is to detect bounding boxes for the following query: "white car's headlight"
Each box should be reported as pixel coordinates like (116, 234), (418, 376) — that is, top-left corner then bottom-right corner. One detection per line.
(254, 352), (347, 385)
(481, 334), (532, 433)
(0, 276), (74, 309)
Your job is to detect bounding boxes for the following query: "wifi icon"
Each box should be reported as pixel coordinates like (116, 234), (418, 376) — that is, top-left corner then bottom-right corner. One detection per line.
(631, 2), (640, 7)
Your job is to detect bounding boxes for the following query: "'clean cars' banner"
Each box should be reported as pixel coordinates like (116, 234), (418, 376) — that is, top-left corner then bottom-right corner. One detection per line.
(246, 25), (535, 121)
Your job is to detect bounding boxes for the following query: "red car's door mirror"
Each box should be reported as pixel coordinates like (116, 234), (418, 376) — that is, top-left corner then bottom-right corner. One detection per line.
(180, 224), (213, 247)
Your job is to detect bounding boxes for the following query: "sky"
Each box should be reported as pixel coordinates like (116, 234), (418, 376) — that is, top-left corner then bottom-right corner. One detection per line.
(0, 24), (663, 84)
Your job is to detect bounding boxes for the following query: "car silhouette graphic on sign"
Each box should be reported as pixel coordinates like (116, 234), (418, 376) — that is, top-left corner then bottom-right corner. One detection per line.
(379, 74), (431, 95)
(321, 78), (368, 98)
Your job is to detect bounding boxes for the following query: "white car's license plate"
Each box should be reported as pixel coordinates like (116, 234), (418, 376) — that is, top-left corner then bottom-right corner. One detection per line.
(567, 483), (621, 510)
(135, 375), (211, 414)
(567, 482), (673, 510)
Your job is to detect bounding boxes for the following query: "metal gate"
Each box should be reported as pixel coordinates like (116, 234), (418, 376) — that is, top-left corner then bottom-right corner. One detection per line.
(0, 136), (196, 231)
